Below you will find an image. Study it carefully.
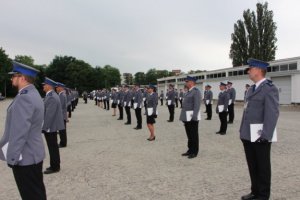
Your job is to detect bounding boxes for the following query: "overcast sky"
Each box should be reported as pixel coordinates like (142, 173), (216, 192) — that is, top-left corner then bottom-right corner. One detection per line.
(1, 0), (299, 74)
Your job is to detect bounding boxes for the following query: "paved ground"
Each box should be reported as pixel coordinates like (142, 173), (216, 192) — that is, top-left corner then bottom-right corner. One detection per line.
(0, 99), (299, 200)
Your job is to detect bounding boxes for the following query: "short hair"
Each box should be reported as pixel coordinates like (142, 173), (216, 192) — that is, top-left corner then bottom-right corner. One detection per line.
(23, 75), (36, 84)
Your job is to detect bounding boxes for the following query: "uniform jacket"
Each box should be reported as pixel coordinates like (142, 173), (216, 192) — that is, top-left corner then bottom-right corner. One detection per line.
(167, 90), (175, 105)
(0, 84), (45, 166)
(42, 90), (65, 132)
(204, 90), (213, 104)
(111, 92), (118, 104)
(227, 87), (236, 102)
(123, 90), (132, 107)
(59, 91), (68, 120)
(159, 92), (164, 99)
(240, 79), (279, 141)
(146, 92), (158, 116)
(216, 91), (229, 113)
(179, 87), (201, 122)
(133, 89), (143, 109)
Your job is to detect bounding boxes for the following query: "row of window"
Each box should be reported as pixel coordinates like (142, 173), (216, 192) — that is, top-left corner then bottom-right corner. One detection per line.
(158, 63), (298, 83)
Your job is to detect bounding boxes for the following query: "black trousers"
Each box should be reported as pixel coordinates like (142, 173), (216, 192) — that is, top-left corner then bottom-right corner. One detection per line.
(12, 161), (47, 200)
(206, 104), (212, 119)
(134, 107), (142, 128)
(167, 104), (175, 121)
(67, 105), (72, 118)
(71, 101), (75, 111)
(104, 100), (107, 109)
(125, 106), (131, 123)
(228, 103), (235, 122)
(179, 99), (183, 108)
(118, 104), (123, 119)
(160, 99), (163, 106)
(106, 100), (110, 110)
(95, 99), (97, 105)
(44, 132), (60, 170)
(184, 121), (199, 155)
(242, 140), (271, 199)
(175, 98), (178, 107)
(59, 120), (67, 147)
(218, 112), (228, 133)
(84, 97), (87, 104)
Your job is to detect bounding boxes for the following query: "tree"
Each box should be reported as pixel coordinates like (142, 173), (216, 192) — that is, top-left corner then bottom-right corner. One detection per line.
(134, 72), (147, 85)
(102, 65), (121, 89)
(0, 47), (13, 97)
(14, 55), (34, 66)
(229, 2), (277, 66)
(145, 68), (157, 84)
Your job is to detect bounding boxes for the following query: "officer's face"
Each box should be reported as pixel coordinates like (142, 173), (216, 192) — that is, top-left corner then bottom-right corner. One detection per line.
(248, 67), (261, 81)
(11, 74), (22, 87)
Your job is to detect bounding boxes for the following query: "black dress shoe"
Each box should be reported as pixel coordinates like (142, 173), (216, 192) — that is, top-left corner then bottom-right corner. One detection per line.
(181, 152), (190, 156)
(46, 167), (52, 171)
(134, 127), (142, 130)
(44, 168), (60, 174)
(58, 144), (66, 148)
(219, 132), (226, 135)
(216, 131), (221, 134)
(205, 118), (211, 120)
(124, 122), (131, 125)
(228, 121), (233, 124)
(188, 154), (197, 159)
(167, 120), (173, 122)
(147, 136), (156, 141)
(117, 118), (123, 120)
(241, 193), (256, 200)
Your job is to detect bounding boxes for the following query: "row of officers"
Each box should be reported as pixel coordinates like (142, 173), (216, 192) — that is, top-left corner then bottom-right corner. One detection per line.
(90, 58), (279, 200)
(0, 61), (79, 199)
(91, 79), (248, 136)
(0, 58), (279, 200)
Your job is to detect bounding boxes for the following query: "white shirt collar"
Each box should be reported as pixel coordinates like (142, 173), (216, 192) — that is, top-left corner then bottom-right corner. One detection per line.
(189, 86), (195, 92)
(255, 78), (267, 89)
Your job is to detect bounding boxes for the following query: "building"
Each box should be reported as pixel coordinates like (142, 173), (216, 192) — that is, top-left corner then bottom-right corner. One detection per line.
(172, 69), (181, 76)
(157, 57), (300, 104)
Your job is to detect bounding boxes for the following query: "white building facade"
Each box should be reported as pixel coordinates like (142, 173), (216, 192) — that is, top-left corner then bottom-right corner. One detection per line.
(157, 57), (300, 105)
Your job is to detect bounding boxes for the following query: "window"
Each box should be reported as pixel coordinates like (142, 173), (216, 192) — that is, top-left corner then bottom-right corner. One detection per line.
(267, 67), (272, 72)
(280, 64), (288, 71)
(228, 72), (233, 76)
(272, 65), (279, 72)
(222, 72), (226, 77)
(289, 63), (297, 70)
(233, 71), (238, 76)
(238, 70), (244, 75)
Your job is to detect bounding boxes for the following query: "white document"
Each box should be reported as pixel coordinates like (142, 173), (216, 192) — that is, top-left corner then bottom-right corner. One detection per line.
(143, 97), (146, 101)
(2, 142), (22, 161)
(250, 124), (277, 142)
(147, 108), (153, 116)
(117, 100), (120, 104)
(179, 97), (182, 100)
(206, 100), (210, 105)
(186, 110), (201, 121)
(166, 96), (168, 99)
(128, 101), (131, 107)
(133, 102), (138, 109)
(218, 105), (224, 112)
(229, 99), (232, 105)
(167, 100), (172, 105)
(124, 102), (127, 106)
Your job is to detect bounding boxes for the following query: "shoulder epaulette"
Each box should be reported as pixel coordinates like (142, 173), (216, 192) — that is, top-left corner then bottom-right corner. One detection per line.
(266, 79), (274, 86)
(20, 90), (28, 95)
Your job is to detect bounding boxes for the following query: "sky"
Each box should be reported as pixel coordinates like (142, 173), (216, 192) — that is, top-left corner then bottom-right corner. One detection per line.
(1, 0), (300, 74)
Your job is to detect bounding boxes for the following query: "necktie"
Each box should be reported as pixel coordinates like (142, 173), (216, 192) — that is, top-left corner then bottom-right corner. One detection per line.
(252, 85), (256, 92)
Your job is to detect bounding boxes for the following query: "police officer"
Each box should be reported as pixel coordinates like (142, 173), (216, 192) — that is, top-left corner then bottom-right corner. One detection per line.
(216, 82), (229, 135)
(227, 81), (236, 124)
(145, 84), (158, 141)
(204, 85), (213, 120)
(56, 82), (68, 148)
(179, 76), (201, 159)
(0, 61), (47, 200)
(175, 88), (179, 108)
(123, 85), (132, 125)
(166, 84), (175, 122)
(111, 88), (118, 116)
(244, 84), (250, 102)
(179, 88), (184, 108)
(159, 90), (164, 106)
(240, 59), (279, 200)
(117, 86), (124, 120)
(42, 78), (65, 174)
(133, 84), (143, 130)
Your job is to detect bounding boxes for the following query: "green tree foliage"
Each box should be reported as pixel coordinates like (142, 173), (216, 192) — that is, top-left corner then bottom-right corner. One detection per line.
(102, 65), (121, 88)
(145, 68), (157, 84)
(0, 47), (13, 97)
(229, 2), (277, 66)
(134, 72), (147, 85)
(14, 55), (34, 66)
